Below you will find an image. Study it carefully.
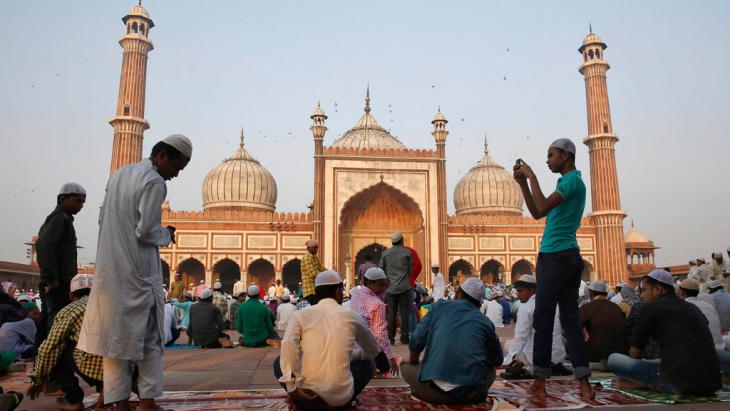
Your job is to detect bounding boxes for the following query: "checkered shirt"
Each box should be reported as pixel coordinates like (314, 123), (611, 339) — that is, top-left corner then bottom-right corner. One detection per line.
(212, 291), (228, 317)
(350, 287), (394, 359)
(29, 295), (103, 382)
(301, 252), (325, 298)
(295, 299), (311, 310)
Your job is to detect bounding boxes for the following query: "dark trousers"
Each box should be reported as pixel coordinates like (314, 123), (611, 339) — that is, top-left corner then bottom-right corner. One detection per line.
(273, 356), (373, 407)
(533, 249), (590, 379)
(386, 290), (411, 343)
(401, 363), (494, 404)
(51, 343), (102, 404)
(165, 328), (181, 347)
(35, 281), (71, 349)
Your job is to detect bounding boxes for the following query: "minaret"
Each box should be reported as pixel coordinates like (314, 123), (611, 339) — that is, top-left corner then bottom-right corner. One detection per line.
(310, 102), (328, 256)
(431, 107), (449, 271)
(108, 3), (154, 175)
(579, 28), (627, 285)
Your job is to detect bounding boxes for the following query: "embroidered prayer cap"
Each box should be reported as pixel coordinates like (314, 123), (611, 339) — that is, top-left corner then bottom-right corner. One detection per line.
(679, 279), (700, 291)
(200, 288), (213, 299)
(162, 134), (193, 159)
(390, 232), (403, 243)
(58, 182), (86, 196)
(70, 274), (94, 292)
(364, 267), (386, 281)
(588, 281), (608, 293)
(647, 269), (674, 286)
(460, 278), (484, 302)
(549, 138), (576, 155)
(706, 280), (723, 290)
(315, 270), (343, 287)
(247, 284), (260, 296)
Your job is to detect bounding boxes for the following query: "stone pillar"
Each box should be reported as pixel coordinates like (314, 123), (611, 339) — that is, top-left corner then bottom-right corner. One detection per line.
(431, 109), (449, 282)
(310, 103), (328, 258)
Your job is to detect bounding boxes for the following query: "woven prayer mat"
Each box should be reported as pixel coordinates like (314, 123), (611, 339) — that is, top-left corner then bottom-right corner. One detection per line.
(0, 360), (32, 392)
(596, 376), (730, 404)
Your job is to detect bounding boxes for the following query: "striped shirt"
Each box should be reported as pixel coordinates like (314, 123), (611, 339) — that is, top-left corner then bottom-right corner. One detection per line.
(30, 295), (103, 382)
(350, 286), (394, 359)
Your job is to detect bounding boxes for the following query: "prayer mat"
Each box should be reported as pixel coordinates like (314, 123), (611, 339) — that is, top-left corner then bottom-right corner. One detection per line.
(164, 344), (200, 350)
(489, 379), (649, 409)
(596, 376), (730, 404)
(0, 360), (31, 392)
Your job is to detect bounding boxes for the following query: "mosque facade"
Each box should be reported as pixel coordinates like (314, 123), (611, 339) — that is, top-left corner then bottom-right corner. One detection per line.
(108, 5), (656, 293)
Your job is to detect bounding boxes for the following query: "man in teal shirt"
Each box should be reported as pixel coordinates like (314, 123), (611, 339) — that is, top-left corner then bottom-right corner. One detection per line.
(236, 284), (277, 347)
(513, 138), (593, 401)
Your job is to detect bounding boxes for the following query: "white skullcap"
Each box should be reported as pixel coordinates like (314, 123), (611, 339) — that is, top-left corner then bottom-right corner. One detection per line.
(213, 282), (222, 290)
(364, 267), (386, 281)
(70, 274), (94, 292)
(58, 182), (86, 196)
(200, 288), (213, 299)
(16, 294), (31, 303)
(199, 280), (205, 284)
(495, 290), (504, 297)
(290, 296), (299, 303)
(588, 281), (608, 293)
(305, 239), (319, 247)
(647, 269), (674, 286)
(697, 258), (706, 263)
(727, 246), (730, 252)
(282, 290), (290, 300)
(390, 232), (403, 243)
(550, 138), (576, 155)
(515, 274), (536, 286)
(315, 270), (343, 287)
(460, 278), (484, 302)
(431, 262), (440, 268)
(174, 272), (181, 276)
(247, 284), (260, 296)
(162, 134), (193, 159)
(706, 280), (723, 290)
(712, 252), (722, 259)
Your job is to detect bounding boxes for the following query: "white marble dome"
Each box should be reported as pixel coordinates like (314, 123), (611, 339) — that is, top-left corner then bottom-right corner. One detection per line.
(331, 90), (406, 150)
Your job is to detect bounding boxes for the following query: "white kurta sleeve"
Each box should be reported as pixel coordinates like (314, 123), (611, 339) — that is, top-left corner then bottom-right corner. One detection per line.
(135, 181), (172, 247)
(504, 303), (531, 365)
(279, 313), (302, 393)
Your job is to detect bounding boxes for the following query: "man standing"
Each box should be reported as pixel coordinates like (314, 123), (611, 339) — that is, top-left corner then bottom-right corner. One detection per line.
(35, 182), (86, 347)
(300, 240), (325, 305)
(168, 272), (184, 301)
(232, 278), (246, 298)
(357, 255), (377, 285)
(402, 278), (503, 405)
(709, 252), (726, 281)
(379, 232), (412, 344)
(579, 281), (628, 365)
(194, 280), (206, 300)
(211, 282), (228, 319)
(430, 263), (445, 302)
(79, 135), (192, 411)
(513, 138), (593, 400)
(274, 279), (284, 300)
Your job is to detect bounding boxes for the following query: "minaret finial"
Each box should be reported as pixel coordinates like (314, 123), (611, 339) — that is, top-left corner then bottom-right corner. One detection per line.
(589, 22), (593, 34)
(139, 0), (142, 6)
(364, 83), (371, 114)
(631, 219), (634, 228)
(239, 127), (245, 148)
(483, 133), (489, 155)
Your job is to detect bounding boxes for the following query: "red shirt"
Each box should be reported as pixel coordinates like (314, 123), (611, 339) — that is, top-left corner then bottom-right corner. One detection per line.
(403, 246), (422, 288)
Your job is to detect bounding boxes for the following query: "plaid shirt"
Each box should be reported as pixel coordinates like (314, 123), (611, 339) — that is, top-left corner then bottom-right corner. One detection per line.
(350, 287), (394, 359)
(295, 299), (311, 310)
(213, 291), (228, 317)
(30, 295), (103, 382)
(301, 252), (325, 298)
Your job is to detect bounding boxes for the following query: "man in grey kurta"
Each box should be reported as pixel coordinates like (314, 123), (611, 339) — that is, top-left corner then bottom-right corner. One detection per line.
(78, 135), (192, 409)
(379, 232), (412, 344)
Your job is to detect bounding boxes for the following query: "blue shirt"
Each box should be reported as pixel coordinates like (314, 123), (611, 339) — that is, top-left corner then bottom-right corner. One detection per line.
(540, 170), (586, 253)
(410, 299), (503, 387)
(499, 299), (511, 324)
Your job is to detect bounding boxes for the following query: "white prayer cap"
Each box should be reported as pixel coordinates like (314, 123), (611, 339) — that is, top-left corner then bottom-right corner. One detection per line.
(494, 290), (503, 298)
(247, 284), (260, 296)
(390, 232), (403, 243)
(70, 274), (93, 292)
(726, 246), (730, 252)
(431, 262), (440, 268)
(16, 294), (31, 303)
(174, 272), (181, 277)
(706, 280), (723, 290)
(315, 270), (343, 287)
(550, 138), (576, 155)
(615, 281), (625, 288)
(515, 274), (536, 286)
(58, 182), (86, 196)
(679, 279), (700, 291)
(647, 269), (674, 286)
(712, 252), (723, 259)
(213, 282), (222, 290)
(364, 267), (386, 281)
(184, 292), (193, 299)
(282, 290), (290, 300)
(460, 278), (484, 302)
(588, 281), (608, 293)
(697, 258), (706, 263)
(236, 290), (246, 297)
(162, 134), (193, 159)
(200, 288), (213, 299)
(305, 239), (319, 247)
(199, 280), (205, 284)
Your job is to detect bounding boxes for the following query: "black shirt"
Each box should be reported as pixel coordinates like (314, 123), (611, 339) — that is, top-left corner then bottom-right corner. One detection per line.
(36, 206), (78, 284)
(579, 297), (627, 361)
(631, 294), (721, 396)
(188, 301), (225, 347)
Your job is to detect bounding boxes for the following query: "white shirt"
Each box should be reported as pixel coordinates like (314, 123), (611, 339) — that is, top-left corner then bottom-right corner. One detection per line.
(276, 302), (297, 331)
(685, 297), (724, 350)
(480, 299), (504, 328)
(610, 293), (623, 304)
(503, 295), (566, 366)
(233, 281), (245, 297)
(268, 286), (277, 298)
(279, 298), (380, 407)
(432, 272), (445, 302)
(163, 304), (178, 345)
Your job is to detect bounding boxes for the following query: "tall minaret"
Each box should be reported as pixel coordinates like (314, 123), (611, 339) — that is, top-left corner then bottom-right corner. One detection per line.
(431, 108), (449, 272)
(310, 102), (328, 256)
(108, 3), (154, 175)
(579, 28), (627, 285)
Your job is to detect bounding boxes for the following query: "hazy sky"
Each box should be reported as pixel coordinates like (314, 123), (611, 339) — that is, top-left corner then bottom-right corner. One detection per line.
(1, 1), (728, 267)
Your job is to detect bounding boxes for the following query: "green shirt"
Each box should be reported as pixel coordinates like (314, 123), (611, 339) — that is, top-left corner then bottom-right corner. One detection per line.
(236, 298), (275, 346)
(540, 170), (586, 253)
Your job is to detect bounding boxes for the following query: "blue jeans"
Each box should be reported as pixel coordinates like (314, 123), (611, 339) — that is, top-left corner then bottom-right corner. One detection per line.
(533, 249), (590, 379)
(272, 356), (373, 404)
(607, 353), (677, 394)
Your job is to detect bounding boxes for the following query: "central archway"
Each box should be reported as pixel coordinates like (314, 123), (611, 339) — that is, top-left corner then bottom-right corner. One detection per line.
(248, 259), (275, 292)
(354, 243), (388, 284)
(448, 259), (474, 285)
(339, 182), (425, 286)
(480, 259), (503, 284)
(177, 258), (205, 289)
(510, 259), (534, 284)
(212, 258), (240, 294)
(282, 259), (301, 290)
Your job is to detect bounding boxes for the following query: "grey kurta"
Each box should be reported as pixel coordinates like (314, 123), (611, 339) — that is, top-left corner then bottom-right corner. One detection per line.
(78, 159), (171, 360)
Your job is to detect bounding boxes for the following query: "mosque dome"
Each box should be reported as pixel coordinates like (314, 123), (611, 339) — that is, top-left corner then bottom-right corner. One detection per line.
(453, 141), (524, 216)
(127, 5), (150, 19)
(579, 29), (606, 52)
(202, 131), (277, 212)
(624, 225), (650, 243)
(331, 89), (406, 150)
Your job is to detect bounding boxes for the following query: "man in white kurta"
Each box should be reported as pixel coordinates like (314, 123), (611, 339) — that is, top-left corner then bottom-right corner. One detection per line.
(78, 135), (191, 408)
(480, 293), (504, 327)
(430, 263), (445, 302)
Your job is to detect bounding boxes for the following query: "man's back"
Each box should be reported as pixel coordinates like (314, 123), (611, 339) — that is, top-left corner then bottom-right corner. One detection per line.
(379, 245), (412, 294)
(276, 302), (296, 331)
(686, 297), (724, 349)
(579, 298), (627, 360)
(189, 301), (223, 346)
(237, 298), (274, 345)
(712, 290), (730, 330)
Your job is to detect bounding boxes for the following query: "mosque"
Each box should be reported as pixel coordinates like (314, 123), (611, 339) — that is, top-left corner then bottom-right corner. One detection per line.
(107, 4), (657, 293)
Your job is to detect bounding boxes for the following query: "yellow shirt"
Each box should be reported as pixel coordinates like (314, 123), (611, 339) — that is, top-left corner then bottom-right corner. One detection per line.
(301, 252), (325, 297)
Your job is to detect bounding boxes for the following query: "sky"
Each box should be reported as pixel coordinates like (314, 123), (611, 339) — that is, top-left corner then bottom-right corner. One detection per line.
(1, 1), (728, 267)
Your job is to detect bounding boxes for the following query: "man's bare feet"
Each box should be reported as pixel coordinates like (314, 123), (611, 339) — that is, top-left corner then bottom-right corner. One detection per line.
(578, 378), (595, 401)
(110, 399), (132, 411)
(139, 398), (171, 411)
(527, 377), (547, 401)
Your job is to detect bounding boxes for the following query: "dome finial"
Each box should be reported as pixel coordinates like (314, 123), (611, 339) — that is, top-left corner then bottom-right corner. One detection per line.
(364, 83), (371, 114)
(239, 127), (245, 148)
(589, 22), (593, 34)
(631, 218), (634, 228)
(483, 133), (489, 154)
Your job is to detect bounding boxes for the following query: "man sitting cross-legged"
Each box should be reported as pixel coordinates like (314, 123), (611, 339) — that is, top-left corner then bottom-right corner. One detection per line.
(236, 285), (278, 347)
(608, 269), (721, 397)
(187, 288), (230, 348)
(401, 278), (503, 405)
(274, 270), (384, 410)
(579, 280), (628, 368)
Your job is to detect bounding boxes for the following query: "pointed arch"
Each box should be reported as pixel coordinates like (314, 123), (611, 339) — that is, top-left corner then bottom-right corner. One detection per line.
(248, 258), (275, 291)
(212, 258), (241, 294)
(510, 259), (534, 284)
(282, 258), (302, 290)
(448, 259), (474, 284)
(177, 258), (205, 289)
(480, 259), (504, 284)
